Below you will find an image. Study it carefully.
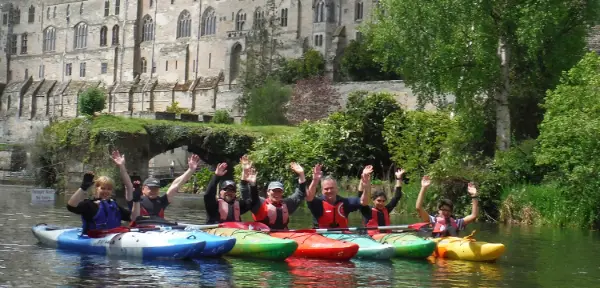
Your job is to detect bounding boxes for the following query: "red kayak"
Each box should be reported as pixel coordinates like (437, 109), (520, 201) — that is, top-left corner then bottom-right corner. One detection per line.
(269, 232), (359, 261)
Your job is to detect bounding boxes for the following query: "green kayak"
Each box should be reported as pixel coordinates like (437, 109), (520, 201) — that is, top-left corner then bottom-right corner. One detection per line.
(371, 233), (437, 259)
(205, 228), (298, 261)
(322, 233), (395, 260)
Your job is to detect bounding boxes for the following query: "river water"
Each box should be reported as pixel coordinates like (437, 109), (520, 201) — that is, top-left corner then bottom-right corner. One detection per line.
(1, 185), (599, 287)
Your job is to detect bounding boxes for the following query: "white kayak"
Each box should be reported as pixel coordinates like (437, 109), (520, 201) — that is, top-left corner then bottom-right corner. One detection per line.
(32, 223), (207, 260)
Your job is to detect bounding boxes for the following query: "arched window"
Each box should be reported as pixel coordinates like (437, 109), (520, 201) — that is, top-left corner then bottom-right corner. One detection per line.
(43, 27), (56, 52)
(47, 8), (50, 19)
(177, 10), (191, 38)
(315, 0), (325, 23)
(74, 22), (88, 49)
(201, 7), (216, 36)
(141, 58), (147, 73)
(355, 1), (363, 20)
(254, 8), (264, 28)
(230, 43), (242, 82)
(235, 10), (246, 31)
(112, 25), (120, 45)
(100, 26), (108, 46)
(142, 15), (154, 41)
(28, 6), (35, 23)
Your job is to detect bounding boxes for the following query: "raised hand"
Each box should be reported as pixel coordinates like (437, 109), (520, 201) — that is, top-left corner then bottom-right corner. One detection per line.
(240, 155), (252, 171)
(188, 154), (200, 171)
(111, 150), (125, 166)
(467, 182), (478, 197)
(290, 162), (304, 175)
(215, 163), (228, 176)
(312, 164), (323, 182)
(421, 175), (431, 187)
(81, 171), (95, 190)
(361, 165), (374, 183)
(395, 168), (406, 180)
(247, 167), (257, 185)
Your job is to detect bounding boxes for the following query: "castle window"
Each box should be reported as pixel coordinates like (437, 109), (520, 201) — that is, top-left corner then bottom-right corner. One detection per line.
(104, 1), (110, 17)
(150, 0), (154, 8)
(280, 8), (288, 27)
(21, 33), (28, 54)
(141, 58), (147, 73)
(28, 6), (35, 23)
(80, 62), (86, 77)
(9, 35), (17, 54)
(235, 10), (246, 31)
(101, 63), (108, 74)
(142, 15), (154, 41)
(115, 0), (121, 15)
(25, 69), (29, 80)
(53, 7), (56, 19)
(43, 27), (56, 52)
(39, 65), (45, 78)
(100, 26), (108, 46)
(66, 63), (72, 76)
(47, 8), (50, 19)
(112, 25), (120, 45)
(254, 8), (264, 29)
(201, 7), (216, 36)
(14, 8), (21, 24)
(74, 22), (88, 49)
(80, 3), (84, 15)
(177, 10), (191, 38)
(315, 1), (325, 23)
(355, 1), (363, 21)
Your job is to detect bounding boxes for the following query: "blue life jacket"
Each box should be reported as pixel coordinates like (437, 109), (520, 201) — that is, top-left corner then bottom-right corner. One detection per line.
(82, 200), (122, 234)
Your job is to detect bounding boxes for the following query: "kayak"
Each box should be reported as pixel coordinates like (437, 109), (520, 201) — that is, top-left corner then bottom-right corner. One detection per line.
(31, 223), (206, 260)
(269, 232), (359, 261)
(204, 228), (298, 261)
(321, 233), (395, 260)
(371, 233), (437, 259)
(431, 236), (505, 262)
(187, 230), (237, 258)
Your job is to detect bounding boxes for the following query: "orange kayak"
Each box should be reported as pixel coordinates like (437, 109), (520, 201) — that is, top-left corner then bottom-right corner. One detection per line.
(269, 232), (359, 261)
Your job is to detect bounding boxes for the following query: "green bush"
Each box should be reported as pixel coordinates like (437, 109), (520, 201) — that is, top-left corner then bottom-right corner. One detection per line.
(78, 88), (106, 116)
(535, 52), (600, 227)
(244, 78), (291, 126)
(279, 49), (326, 84)
(340, 39), (401, 81)
(384, 110), (454, 176)
(212, 110), (234, 124)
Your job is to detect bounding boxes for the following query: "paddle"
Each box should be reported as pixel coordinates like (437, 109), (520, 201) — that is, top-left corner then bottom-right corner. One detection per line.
(87, 221), (269, 238)
(267, 222), (431, 234)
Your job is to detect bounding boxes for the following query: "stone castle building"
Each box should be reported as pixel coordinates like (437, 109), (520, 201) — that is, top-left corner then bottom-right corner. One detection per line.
(0, 0), (390, 143)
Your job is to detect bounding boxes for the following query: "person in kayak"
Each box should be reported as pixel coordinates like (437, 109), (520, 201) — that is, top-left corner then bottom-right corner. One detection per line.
(306, 164), (372, 228)
(129, 154), (201, 226)
(415, 176), (479, 237)
(203, 156), (254, 224)
(251, 162), (306, 230)
(67, 151), (140, 235)
(358, 168), (406, 235)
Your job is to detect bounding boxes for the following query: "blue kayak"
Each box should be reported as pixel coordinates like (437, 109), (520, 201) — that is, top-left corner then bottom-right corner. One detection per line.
(186, 230), (236, 257)
(32, 223), (207, 260)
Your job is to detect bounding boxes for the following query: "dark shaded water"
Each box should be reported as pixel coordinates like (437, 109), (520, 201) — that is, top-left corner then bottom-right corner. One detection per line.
(1, 185), (599, 287)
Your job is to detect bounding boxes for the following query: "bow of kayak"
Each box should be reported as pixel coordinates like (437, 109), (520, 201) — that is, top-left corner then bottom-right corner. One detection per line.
(371, 233), (437, 259)
(431, 236), (505, 262)
(269, 232), (359, 261)
(322, 233), (395, 260)
(32, 223), (206, 260)
(205, 228), (298, 261)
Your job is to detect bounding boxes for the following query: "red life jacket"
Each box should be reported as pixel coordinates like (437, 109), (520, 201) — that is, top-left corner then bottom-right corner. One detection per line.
(218, 198), (241, 222)
(252, 199), (289, 229)
(433, 217), (458, 234)
(365, 207), (391, 236)
(140, 206), (165, 218)
(317, 200), (348, 228)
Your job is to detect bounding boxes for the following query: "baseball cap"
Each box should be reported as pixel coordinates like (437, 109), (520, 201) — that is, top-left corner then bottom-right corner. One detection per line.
(267, 181), (284, 191)
(220, 180), (236, 190)
(143, 177), (161, 188)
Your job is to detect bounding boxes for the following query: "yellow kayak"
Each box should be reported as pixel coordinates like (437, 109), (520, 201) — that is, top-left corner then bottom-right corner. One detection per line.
(431, 235), (505, 262)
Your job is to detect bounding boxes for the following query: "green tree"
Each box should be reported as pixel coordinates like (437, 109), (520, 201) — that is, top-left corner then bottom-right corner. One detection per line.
(244, 78), (291, 125)
(166, 101), (191, 115)
(78, 88), (106, 116)
(340, 39), (401, 81)
(211, 109), (234, 124)
(280, 49), (326, 84)
(366, 0), (600, 151)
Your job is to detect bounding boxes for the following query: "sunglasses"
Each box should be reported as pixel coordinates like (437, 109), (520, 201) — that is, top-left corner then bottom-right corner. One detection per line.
(223, 187), (236, 192)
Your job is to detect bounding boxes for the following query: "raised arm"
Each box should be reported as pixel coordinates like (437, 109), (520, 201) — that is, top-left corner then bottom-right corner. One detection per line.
(166, 154), (200, 203)
(462, 182), (479, 225)
(305, 164), (322, 202)
(385, 168), (405, 211)
(67, 172), (95, 208)
(415, 175), (432, 223)
(359, 165), (373, 206)
(285, 162), (307, 214)
(111, 150), (133, 202)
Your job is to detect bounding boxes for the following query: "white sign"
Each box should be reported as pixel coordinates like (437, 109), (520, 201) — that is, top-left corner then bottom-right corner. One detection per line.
(31, 188), (56, 203)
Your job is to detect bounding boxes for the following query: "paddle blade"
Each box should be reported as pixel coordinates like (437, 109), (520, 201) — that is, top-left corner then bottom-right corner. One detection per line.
(407, 222), (432, 231)
(219, 221), (271, 231)
(87, 226), (130, 238)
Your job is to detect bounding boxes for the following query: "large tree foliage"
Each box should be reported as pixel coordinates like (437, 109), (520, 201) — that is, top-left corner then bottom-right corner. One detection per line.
(366, 0), (600, 151)
(340, 39), (401, 81)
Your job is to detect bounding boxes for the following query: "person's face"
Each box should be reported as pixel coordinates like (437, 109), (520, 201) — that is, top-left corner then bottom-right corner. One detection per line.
(373, 196), (386, 209)
(267, 188), (284, 204)
(439, 205), (452, 218)
(95, 184), (112, 200)
(143, 185), (160, 199)
(321, 179), (338, 202)
(221, 186), (236, 202)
